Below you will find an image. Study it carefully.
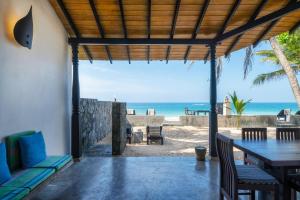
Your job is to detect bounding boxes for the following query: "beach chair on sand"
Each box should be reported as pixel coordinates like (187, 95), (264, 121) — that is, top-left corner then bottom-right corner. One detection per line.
(147, 126), (163, 145)
(127, 109), (136, 115)
(146, 109), (156, 116)
(126, 127), (133, 144)
(277, 109), (291, 122)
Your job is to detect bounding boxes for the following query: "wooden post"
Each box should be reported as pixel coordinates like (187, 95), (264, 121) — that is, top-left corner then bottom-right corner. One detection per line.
(71, 43), (81, 159)
(209, 43), (218, 157)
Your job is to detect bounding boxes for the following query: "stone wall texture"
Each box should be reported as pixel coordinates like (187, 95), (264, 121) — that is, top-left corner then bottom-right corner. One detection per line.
(79, 98), (112, 152)
(180, 115), (300, 127)
(126, 115), (165, 126)
(126, 115), (300, 127)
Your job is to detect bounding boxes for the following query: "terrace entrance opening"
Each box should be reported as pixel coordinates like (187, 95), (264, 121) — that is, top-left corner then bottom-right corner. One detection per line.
(49, 0), (300, 159)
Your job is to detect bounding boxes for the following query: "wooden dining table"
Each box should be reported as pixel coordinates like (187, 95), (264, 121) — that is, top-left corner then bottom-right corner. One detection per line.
(233, 139), (300, 200)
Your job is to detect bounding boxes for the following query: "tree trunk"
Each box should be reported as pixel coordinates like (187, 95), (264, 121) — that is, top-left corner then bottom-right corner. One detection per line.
(269, 37), (300, 109)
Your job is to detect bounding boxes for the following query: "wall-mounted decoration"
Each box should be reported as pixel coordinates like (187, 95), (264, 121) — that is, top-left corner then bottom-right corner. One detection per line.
(13, 6), (33, 49)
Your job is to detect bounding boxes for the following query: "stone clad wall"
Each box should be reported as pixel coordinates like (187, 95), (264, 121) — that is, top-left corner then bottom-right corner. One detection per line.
(126, 115), (300, 127)
(79, 98), (112, 151)
(180, 115), (300, 127)
(126, 115), (165, 126)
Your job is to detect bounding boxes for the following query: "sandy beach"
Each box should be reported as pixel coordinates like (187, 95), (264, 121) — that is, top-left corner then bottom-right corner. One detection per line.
(123, 126), (277, 159)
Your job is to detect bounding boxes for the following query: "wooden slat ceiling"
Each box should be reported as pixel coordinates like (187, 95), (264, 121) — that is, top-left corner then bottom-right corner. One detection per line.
(49, 0), (300, 62)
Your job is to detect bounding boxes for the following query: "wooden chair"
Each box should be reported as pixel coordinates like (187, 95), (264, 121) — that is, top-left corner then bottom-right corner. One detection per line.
(276, 128), (300, 141)
(216, 133), (279, 200)
(146, 126), (163, 145)
(287, 175), (300, 200)
(242, 128), (267, 165)
(126, 127), (133, 144)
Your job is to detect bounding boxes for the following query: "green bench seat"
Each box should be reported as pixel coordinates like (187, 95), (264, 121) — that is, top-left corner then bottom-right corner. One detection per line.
(0, 187), (29, 200)
(2, 168), (55, 191)
(33, 155), (72, 171)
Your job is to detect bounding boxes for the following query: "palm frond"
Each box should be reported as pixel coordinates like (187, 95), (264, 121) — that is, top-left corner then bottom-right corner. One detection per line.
(187, 60), (195, 71)
(243, 46), (254, 79)
(216, 57), (223, 82)
(253, 66), (300, 85)
(256, 50), (279, 65)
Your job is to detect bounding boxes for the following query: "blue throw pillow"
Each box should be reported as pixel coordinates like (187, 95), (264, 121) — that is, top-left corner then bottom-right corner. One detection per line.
(19, 132), (46, 168)
(0, 143), (11, 184)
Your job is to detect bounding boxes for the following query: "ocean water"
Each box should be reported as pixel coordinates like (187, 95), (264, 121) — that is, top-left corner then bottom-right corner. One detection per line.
(127, 102), (299, 117)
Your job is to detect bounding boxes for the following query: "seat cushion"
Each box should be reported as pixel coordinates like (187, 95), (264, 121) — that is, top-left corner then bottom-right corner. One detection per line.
(5, 131), (36, 171)
(33, 155), (72, 171)
(19, 132), (46, 168)
(0, 187), (29, 200)
(0, 143), (11, 184)
(2, 168), (55, 191)
(237, 165), (278, 185)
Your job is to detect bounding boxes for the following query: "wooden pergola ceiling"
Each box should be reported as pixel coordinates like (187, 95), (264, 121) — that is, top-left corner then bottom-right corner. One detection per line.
(49, 0), (300, 63)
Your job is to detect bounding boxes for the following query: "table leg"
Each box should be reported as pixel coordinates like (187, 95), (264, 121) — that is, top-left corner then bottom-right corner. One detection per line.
(280, 167), (291, 200)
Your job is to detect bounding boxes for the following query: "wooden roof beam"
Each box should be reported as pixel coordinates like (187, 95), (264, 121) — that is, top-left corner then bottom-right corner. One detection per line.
(166, 0), (181, 64)
(89, 0), (112, 64)
(147, 0), (151, 64)
(57, 0), (93, 63)
(118, 0), (131, 64)
(225, 0), (268, 57)
(68, 38), (214, 45)
(218, 1), (300, 42)
(184, 0), (210, 64)
(253, 0), (295, 48)
(205, 0), (242, 61)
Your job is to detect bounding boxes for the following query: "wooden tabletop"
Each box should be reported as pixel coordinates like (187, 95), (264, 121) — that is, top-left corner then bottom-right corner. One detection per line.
(233, 139), (300, 167)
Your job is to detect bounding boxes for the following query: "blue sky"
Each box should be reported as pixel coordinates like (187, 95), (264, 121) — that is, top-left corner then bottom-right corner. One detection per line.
(79, 42), (297, 103)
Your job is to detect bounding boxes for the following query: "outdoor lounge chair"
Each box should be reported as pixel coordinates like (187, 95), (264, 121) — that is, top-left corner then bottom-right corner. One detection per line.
(216, 133), (279, 200)
(277, 109), (291, 122)
(241, 128), (267, 165)
(146, 109), (156, 116)
(127, 109), (136, 115)
(146, 126), (163, 145)
(126, 127), (133, 144)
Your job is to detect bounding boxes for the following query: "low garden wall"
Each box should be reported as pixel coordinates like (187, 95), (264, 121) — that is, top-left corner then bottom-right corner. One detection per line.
(126, 115), (165, 126)
(126, 115), (300, 127)
(180, 115), (300, 127)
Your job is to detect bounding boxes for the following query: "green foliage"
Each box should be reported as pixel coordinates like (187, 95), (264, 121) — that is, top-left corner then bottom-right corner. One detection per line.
(253, 30), (300, 85)
(229, 91), (251, 116)
(253, 66), (300, 85)
(229, 91), (251, 128)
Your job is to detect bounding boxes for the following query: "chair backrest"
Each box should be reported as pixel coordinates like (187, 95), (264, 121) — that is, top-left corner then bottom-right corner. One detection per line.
(126, 127), (132, 136)
(216, 133), (238, 200)
(276, 128), (300, 141)
(277, 109), (284, 117)
(146, 126), (162, 136)
(241, 128), (267, 140)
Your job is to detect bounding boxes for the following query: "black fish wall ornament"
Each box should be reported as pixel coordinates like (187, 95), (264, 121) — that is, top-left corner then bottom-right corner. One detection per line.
(14, 6), (33, 49)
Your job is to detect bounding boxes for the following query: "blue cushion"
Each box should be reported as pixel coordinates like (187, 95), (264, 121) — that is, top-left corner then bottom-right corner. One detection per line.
(0, 143), (11, 184)
(19, 132), (46, 168)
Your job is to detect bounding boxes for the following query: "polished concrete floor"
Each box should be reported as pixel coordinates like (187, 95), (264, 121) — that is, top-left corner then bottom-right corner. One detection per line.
(29, 157), (221, 200)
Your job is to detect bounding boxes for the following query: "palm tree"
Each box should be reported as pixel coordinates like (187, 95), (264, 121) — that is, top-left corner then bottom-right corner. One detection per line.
(229, 91), (251, 128)
(244, 30), (300, 108)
